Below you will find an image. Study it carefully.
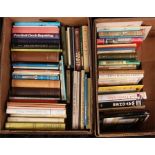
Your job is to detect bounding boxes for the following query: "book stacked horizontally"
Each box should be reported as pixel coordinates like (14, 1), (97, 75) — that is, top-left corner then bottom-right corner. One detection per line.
(5, 22), (66, 130)
(61, 26), (91, 129)
(96, 21), (151, 131)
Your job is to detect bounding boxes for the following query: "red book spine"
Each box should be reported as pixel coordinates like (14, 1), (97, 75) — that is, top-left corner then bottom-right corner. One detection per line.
(12, 27), (59, 34)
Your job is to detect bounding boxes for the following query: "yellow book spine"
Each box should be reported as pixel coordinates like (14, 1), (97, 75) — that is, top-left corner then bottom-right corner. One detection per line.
(5, 122), (65, 130)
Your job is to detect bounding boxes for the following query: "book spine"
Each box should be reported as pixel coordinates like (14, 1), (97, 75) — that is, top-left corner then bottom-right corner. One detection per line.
(12, 80), (60, 89)
(72, 71), (77, 129)
(99, 100), (143, 109)
(97, 38), (143, 45)
(66, 27), (71, 68)
(11, 87), (60, 97)
(82, 26), (89, 72)
(84, 74), (88, 128)
(87, 78), (91, 129)
(13, 22), (61, 26)
(80, 70), (85, 129)
(80, 27), (84, 68)
(12, 52), (60, 63)
(66, 70), (71, 104)
(12, 27), (59, 34)
(98, 30), (144, 37)
(98, 92), (147, 102)
(12, 44), (60, 49)
(61, 26), (68, 66)
(12, 75), (59, 80)
(6, 108), (66, 116)
(98, 53), (137, 60)
(60, 55), (67, 101)
(70, 27), (75, 69)
(5, 122), (65, 130)
(7, 117), (65, 123)
(74, 28), (81, 71)
(98, 60), (140, 66)
(12, 33), (60, 39)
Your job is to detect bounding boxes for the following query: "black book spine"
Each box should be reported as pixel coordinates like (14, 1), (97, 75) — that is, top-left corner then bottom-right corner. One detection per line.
(99, 100), (143, 109)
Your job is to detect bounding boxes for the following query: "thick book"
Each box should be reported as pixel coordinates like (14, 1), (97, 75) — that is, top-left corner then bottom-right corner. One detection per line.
(99, 99), (143, 109)
(12, 62), (59, 70)
(82, 26), (89, 72)
(7, 117), (65, 123)
(13, 22), (61, 26)
(5, 122), (65, 130)
(12, 33), (60, 39)
(74, 27), (81, 70)
(98, 92), (147, 103)
(11, 87), (60, 97)
(12, 80), (60, 89)
(12, 51), (60, 63)
(12, 27), (59, 34)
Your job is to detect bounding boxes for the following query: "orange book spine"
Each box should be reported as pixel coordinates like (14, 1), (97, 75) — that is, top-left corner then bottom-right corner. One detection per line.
(12, 80), (60, 88)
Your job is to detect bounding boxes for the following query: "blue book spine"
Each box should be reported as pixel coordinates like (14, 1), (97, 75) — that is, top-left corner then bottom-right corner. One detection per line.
(60, 55), (67, 101)
(12, 75), (59, 80)
(84, 74), (88, 128)
(14, 22), (60, 27)
(97, 47), (135, 51)
(12, 62), (59, 68)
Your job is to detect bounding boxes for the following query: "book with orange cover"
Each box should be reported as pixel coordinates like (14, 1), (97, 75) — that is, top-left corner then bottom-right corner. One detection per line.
(12, 27), (59, 34)
(12, 80), (60, 89)
(12, 51), (60, 62)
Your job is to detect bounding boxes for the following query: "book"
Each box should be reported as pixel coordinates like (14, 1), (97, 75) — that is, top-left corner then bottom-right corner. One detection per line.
(61, 26), (68, 66)
(12, 51), (60, 62)
(87, 78), (91, 129)
(11, 48), (62, 52)
(5, 122), (65, 130)
(66, 27), (71, 68)
(98, 92), (147, 103)
(12, 75), (59, 80)
(12, 33), (60, 39)
(80, 70), (85, 129)
(97, 38), (143, 45)
(82, 26), (89, 72)
(74, 27), (81, 70)
(97, 49), (135, 54)
(12, 27), (59, 34)
(7, 117), (65, 123)
(98, 30), (144, 37)
(98, 60), (140, 66)
(60, 55), (67, 101)
(12, 69), (60, 76)
(12, 80), (60, 89)
(6, 108), (66, 117)
(98, 53), (137, 60)
(99, 99), (143, 109)
(11, 88), (60, 97)
(13, 22), (61, 26)
(12, 62), (59, 70)
(66, 69), (71, 104)
(70, 27), (75, 69)
(98, 85), (144, 93)
(84, 74), (88, 128)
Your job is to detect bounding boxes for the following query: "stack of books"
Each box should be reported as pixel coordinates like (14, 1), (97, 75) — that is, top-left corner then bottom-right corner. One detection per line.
(61, 26), (91, 129)
(5, 22), (67, 130)
(96, 21), (151, 131)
